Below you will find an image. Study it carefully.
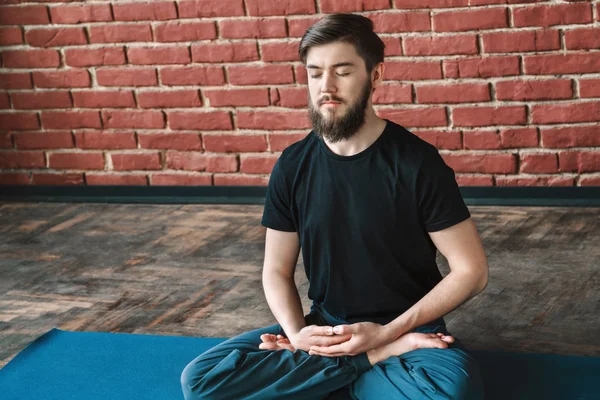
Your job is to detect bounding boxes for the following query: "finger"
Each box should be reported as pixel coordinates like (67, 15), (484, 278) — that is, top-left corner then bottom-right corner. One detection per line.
(277, 342), (296, 352)
(310, 343), (347, 354)
(332, 325), (353, 335)
(309, 350), (349, 357)
(259, 342), (278, 351)
(311, 326), (334, 336)
(441, 335), (455, 344)
(314, 334), (352, 347)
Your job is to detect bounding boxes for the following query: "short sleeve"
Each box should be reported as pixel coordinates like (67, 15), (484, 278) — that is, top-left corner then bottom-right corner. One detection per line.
(416, 149), (471, 232)
(261, 157), (296, 232)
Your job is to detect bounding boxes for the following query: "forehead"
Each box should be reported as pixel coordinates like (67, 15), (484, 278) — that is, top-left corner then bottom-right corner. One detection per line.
(305, 42), (364, 69)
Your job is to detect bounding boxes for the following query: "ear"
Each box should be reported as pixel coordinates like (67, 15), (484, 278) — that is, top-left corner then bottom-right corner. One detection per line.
(371, 62), (384, 89)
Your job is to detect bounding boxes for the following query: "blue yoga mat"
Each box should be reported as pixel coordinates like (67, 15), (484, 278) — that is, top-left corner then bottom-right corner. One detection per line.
(0, 328), (598, 399)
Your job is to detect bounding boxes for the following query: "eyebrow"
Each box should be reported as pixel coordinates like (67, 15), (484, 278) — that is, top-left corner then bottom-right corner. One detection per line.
(306, 62), (355, 69)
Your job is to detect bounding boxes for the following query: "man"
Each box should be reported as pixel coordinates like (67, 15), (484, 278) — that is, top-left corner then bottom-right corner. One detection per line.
(181, 13), (488, 400)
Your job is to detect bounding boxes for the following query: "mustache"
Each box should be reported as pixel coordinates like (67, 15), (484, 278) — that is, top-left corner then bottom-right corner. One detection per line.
(317, 96), (344, 106)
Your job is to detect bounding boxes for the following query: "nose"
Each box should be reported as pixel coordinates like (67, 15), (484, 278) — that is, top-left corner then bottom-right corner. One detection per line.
(320, 71), (337, 95)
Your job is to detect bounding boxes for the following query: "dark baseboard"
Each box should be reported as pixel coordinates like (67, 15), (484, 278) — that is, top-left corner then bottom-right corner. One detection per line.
(0, 185), (599, 207)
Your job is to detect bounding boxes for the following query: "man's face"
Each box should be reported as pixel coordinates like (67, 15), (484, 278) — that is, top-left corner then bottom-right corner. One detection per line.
(305, 42), (373, 143)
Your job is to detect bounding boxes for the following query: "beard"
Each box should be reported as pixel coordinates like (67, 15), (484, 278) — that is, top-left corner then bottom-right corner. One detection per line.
(308, 79), (372, 144)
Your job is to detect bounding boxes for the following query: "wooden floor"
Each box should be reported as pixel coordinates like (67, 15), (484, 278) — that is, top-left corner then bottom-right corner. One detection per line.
(0, 202), (599, 369)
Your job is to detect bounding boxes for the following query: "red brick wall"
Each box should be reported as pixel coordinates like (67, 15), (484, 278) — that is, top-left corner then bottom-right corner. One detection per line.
(0, 0), (599, 187)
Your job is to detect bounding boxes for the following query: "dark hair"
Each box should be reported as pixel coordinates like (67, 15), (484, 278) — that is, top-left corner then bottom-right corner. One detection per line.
(298, 13), (385, 72)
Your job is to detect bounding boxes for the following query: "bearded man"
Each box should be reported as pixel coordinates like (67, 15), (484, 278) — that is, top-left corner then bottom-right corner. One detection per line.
(181, 13), (488, 400)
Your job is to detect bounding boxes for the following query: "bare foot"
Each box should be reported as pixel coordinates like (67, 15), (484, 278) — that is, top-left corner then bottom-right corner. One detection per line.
(259, 333), (296, 352)
(367, 332), (455, 366)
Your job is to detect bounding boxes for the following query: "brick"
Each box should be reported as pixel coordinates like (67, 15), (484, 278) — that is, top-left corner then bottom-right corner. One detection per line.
(0, 27), (23, 45)
(128, 46), (190, 65)
(160, 66), (224, 86)
(524, 53), (600, 75)
(520, 153), (558, 173)
(442, 153), (517, 174)
(1, 132), (14, 148)
(246, 0), (315, 16)
(97, 68), (158, 87)
(155, 22), (217, 42)
(382, 61), (442, 80)
(372, 84), (412, 104)
(138, 133), (202, 150)
(151, 173), (212, 186)
(41, 111), (101, 129)
(532, 102), (600, 124)
(320, 0), (390, 13)
(559, 151), (600, 173)
(137, 90), (201, 108)
(12, 91), (72, 109)
(547, 177), (574, 187)
(287, 17), (320, 37)
(377, 107), (447, 127)
(453, 106), (527, 127)
(213, 174), (268, 186)
(269, 87), (307, 108)
(48, 152), (105, 170)
(203, 134), (268, 152)
(89, 24), (152, 43)
(412, 130), (462, 150)
(72, 90), (136, 108)
(205, 88), (270, 107)
(580, 79), (600, 98)
(228, 65), (294, 85)
(32, 173), (84, 185)
(0, 5), (49, 25)
(268, 133), (307, 151)
(0, 112), (39, 130)
(455, 175), (494, 187)
(178, 0), (244, 17)
(236, 111), (310, 130)
(541, 126), (600, 148)
(25, 28), (87, 47)
(2, 49), (59, 68)
(75, 131), (137, 150)
(14, 131), (73, 149)
(0, 173), (30, 185)
(565, 28), (600, 50)
(0, 73), (31, 89)
(496, 79), (573, 101)
(50, 4), (112, 24)
(404, 35), (477, 56)
(295, 65), (308, 84)
(111, 153), (162, 171)
(220, 19), (286, 39)
(444, 56), (520, 78)
(513, 2), (592, 27)
(102, 110), (165, 129)
(0, 151), (44, 168)
(32, 70), (91, 88)
(482, 30), (560, 53)
(191, 42), (258, 63)
(113, 2), (177, 21)
(166, 152), (238, 173)
(0, 93), (9, 109)
(369, 12), (430, 33)
(579, 176), (600, 186)
(434, 8), (508, 31)
(240, 154), (278, 174)
(167, 111), (232, 130)
(495, 176), (547, 187)
(65, 47), (126, 67)
(417, 83), (490, 104)
(463, 130), (501, 150)
(86, 174), (148, 185)
(382, 37), (403, 56)
(261, 41), (300, 62)
(500, 128), (538, 148)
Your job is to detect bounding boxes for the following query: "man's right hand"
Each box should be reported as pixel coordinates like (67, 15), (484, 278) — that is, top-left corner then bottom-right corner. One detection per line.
(259, 325), (353, 353)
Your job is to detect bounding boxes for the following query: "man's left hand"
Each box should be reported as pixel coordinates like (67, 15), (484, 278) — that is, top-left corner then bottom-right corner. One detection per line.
(308, 322), (394, 357)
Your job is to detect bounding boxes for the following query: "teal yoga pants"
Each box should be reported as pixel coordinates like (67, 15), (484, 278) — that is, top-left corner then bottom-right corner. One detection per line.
(181, 303), (484, 399)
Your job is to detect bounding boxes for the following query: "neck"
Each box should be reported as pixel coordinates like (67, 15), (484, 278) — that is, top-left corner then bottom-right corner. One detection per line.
(322, 107), (386, 157)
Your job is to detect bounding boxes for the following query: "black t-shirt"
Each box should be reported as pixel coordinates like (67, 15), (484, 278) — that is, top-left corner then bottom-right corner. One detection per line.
(261, 119), (471, 325)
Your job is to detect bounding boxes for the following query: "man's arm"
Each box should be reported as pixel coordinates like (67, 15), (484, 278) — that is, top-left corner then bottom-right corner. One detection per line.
(262, 228), (306, 338)
(385, 217), (489, 339)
